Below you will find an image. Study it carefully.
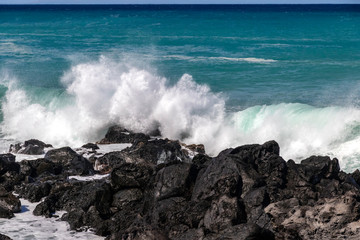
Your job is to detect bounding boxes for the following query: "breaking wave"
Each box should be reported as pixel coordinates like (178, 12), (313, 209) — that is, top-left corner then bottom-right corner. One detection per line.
(1, 56), (360, 172)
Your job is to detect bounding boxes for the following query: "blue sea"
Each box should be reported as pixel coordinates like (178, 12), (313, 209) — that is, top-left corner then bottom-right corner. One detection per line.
(1, 4), (360, 172)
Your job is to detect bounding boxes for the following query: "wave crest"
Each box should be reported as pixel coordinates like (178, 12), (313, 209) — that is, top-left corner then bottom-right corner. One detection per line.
(2, 57), (360, 172)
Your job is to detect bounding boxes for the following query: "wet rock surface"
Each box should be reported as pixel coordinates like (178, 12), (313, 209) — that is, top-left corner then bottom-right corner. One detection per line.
(0, 233), (12, 240)
(3, 128), (360, 240)
(9, 139), (52, 155)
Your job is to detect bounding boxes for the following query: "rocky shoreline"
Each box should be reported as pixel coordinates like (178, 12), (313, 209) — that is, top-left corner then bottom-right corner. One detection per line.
(1, 126), (360, 239)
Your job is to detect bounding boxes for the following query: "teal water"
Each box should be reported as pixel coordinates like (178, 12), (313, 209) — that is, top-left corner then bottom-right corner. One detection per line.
(1, 5), (360, 171)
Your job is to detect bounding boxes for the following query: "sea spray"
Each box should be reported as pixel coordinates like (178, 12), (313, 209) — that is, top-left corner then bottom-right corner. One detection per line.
(2, 57), (360, 171)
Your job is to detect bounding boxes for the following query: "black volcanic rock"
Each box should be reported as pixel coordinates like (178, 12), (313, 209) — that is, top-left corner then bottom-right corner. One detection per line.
(9, 128), (360, 240)
(95, 151), (126, 174)
(111, 162), (154, 191)
(0, 234), (12, 240)
(0, 154), (21, 191)
(0, 186), (21, 219)
(99, 125), (150, 144)
(82, 143), (99, 150)
(9, 139), (52, 155)
(120, 138), (190, 165)
(44, 147), (93, 175)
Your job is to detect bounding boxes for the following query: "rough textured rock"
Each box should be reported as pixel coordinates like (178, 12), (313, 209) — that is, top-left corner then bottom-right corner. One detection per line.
(111, 162), (154, 191)
(99, 125), (150, 144)
(0, 154), (21, 191)
(120, 138), (190, 165)
(9, 139), (52, 155)
(0, 233), (12, 240)
(8, 127), (360, 240)
(82, 143), (99, 150)
(0, 187), (21, 219)
(95, 151), (126, 173)
(44, 147), (93, 175)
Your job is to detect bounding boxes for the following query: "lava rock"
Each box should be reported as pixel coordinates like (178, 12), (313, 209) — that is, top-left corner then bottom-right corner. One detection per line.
(82, 143), (99, 150)
(99, 126), (150, 144)
(111, 162), (154, 191)
(0, 234), (12, 240)
(0, 187), (21, 219)
(9, 139), (52, 155)
(44, 147), (93, 175)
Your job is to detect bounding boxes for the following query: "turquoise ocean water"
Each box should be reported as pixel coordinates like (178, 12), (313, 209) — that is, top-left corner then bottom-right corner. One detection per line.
(1, 4), (360, 171)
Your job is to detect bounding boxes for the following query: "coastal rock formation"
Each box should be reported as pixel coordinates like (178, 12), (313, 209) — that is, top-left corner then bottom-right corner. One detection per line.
(3, 127), (360, 240)
(0, 234), (12, 240)
(98, 126), (150, 144)
(44, 147), (94, 175)
(0, 186), (21, 219)
(9, 139), (52, 155)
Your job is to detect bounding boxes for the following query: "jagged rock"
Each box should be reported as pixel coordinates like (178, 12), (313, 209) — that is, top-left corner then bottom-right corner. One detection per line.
(203, 195), (238, 233)
(111, 162), (154, 191)
(20, 159), (62, 178)
(192, 157), (241, 201)
(33, 195), (57, 217)
(0, 154), (18, 175)
(99, 126), (150, 144)
(0, 186), (21, 219)
(154, 163), (196, 200)
(300, 156), (340, 184)
(82, 143), (99, 150)
(5, 131), (360, 240)
(9, 139), (52, 155)
(112, 188), (143, 210)
(203, 223), (275, 240)
(0, 154), (21, 191)
(0, 234), (12, 240)
(95, 151), (125, 173)
(16, 181), (52, 202)
(183, 144), (205, 155)
(120, 138), (190, 165)
(44, 147), (93, 175)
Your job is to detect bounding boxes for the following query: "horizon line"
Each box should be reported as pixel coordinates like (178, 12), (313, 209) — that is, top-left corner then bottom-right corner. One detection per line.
(0, 3), (359, 5)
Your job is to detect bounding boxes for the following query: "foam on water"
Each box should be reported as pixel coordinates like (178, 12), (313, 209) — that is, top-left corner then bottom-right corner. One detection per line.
(1, 57), (360, 172)
(0, 198), (103, 240)
(164, 55), (277, 63)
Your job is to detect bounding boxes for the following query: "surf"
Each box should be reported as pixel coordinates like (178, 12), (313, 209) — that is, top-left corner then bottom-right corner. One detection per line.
(1, 56), (360, 172)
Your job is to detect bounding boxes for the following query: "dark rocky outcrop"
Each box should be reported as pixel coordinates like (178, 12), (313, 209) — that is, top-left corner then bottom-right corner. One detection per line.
(6, 127), (360, 240)
(0, 154), (21, 191)
(44, 147), (94, 175)
(98, 126), (150, 144)
(9, 139), (52, 155)
(0, 186), (21, 219)
(82, 143), (99, 150)
(0, 234), (12, 240)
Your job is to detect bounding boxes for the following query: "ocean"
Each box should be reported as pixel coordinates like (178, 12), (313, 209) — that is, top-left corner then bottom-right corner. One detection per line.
(0, 4), (360, 173)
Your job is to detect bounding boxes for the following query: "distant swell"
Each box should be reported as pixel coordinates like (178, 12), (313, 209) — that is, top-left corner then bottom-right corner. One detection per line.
(164, 55), (277, 64)
(1, 56), (360, 172)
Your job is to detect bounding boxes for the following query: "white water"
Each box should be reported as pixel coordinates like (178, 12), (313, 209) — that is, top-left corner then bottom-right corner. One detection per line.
(0, 198), (103, 240)
(1, 57), (360, 172)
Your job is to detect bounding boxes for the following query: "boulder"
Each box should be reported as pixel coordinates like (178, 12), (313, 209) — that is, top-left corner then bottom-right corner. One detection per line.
(81, 143), (99, 150)
(154, 163), (195, 200)
(111, 162), (154, 191)
(0, 234), (12, 240)
(9, 139), (52, 155)
(120, 139), (190, 165)
(44, 147), (93, 175)
(95, 151), (125, 173)
(99, 126), (150, 144)
(0, 186), (21, 219)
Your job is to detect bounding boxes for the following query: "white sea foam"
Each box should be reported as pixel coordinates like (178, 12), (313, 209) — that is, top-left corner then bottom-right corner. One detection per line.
(208, 57), (277, 63)
(2, 57), (360, 172)
(164, 55), (277, 63)
(69, 174), (109, 181)
(0, 198), (103, 240)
